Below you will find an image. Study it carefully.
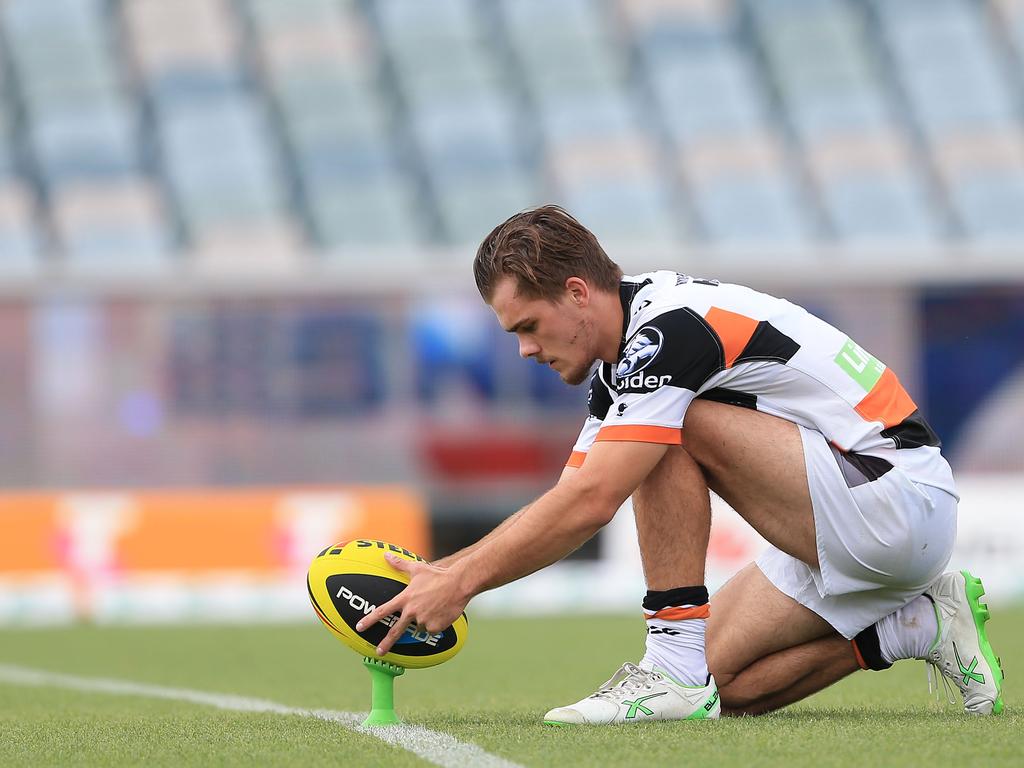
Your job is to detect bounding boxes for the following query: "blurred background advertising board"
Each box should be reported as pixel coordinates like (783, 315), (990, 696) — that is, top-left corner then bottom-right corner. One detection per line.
(0, 489), (428, 623)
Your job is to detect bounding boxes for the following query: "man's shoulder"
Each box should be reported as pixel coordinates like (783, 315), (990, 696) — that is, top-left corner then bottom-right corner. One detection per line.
(622, 272), (720, 330)
(623, 272), (785, 333)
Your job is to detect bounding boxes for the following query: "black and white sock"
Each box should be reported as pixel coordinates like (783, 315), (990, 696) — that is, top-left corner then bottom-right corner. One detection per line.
(639, 585), (709, 687)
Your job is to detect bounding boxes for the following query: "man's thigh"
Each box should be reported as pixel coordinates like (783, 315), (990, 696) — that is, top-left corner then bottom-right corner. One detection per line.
(683, 400), (820, 567)
(687, 400), (955, 638)
(706, 562), (839, 686)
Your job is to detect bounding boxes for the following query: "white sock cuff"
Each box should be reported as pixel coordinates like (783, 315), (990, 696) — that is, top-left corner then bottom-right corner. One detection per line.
(876, 595), (939, 664)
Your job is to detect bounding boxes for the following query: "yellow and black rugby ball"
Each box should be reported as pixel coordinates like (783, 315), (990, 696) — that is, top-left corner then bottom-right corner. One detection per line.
(307, 539), (468, 669)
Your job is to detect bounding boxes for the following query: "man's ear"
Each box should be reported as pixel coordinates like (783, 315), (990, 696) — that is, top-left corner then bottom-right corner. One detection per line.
(565, 277), (590, 307)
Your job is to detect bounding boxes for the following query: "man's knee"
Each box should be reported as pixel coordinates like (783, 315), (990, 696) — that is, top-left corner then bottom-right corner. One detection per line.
(709, 646), (771, 715)
(681, 399), (804, 479)
(717, 680), (766, 716)
(710, 651), (791, 716)
(679, 400), (754, 476)
(676, 400), (716, 466)
(705, 632), (745, 694)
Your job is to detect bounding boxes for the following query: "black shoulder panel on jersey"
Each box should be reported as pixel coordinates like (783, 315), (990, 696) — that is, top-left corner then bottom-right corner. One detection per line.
(696, 387), (758, 410)
(613, 307), (724, 395)
(735, 321), (800, 365)
(880, 410), (942, 449)
(587, 364), (614, 420)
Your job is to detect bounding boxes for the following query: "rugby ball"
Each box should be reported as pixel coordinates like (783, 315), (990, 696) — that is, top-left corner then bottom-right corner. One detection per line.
(307, 539), (468, 669)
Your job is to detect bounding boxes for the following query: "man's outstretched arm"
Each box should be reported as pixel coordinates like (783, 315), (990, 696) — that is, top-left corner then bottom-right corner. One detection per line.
(431, 466), (579, 569)
(358, 440), (670, 654)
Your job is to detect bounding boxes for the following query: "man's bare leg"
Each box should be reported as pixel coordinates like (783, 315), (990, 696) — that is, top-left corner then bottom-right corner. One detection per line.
(633, 398), (819, 600)
(630, 400), (860, 709)
(545, 401), (863, 723)
(707, 564), (859, 715)
(632, 445), (710, 589)
(720, 637), (859, 715)
(630, 446), (713, 685)
(683, 400), (819, 567)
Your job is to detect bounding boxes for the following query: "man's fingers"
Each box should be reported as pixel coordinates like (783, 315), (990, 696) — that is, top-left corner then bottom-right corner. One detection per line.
(375, 611), (415, 657)
(355, 597), (401, 633)
(384, 552), (418, 575)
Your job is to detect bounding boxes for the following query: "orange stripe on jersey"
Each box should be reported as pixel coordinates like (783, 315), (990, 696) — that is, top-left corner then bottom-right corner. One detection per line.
(596, 425), (683, 445)
(565, 451), (586, 468)
(704, 306), (759, 368)
(854, 367), (917, 428)
(644, 605), (711, 621)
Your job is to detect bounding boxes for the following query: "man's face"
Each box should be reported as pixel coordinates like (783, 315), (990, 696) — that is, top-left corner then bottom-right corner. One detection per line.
(489, 276), (596, 386)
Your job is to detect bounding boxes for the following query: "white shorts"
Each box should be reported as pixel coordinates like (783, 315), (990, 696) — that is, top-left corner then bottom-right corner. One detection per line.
(756, 425), (957, 639)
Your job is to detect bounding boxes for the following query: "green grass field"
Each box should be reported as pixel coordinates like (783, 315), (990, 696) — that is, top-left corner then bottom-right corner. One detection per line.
(1, 608), (1020, 768)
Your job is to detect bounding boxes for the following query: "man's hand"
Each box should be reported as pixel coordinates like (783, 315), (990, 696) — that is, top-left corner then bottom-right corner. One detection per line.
(356, 441), (668, 657)
(355, 553), (471, 657)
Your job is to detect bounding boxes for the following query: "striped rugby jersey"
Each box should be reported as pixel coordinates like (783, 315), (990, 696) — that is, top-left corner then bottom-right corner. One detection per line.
(568, 271), (957, 498)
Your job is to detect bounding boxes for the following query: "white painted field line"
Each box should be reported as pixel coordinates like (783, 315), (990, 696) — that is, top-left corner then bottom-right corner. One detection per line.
(0, 663), (522, 768)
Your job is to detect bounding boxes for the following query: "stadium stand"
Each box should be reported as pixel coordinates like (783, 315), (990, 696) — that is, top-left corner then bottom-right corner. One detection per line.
(246, 0), (423, 250)
(871, 0), (1024, 240)
(502, 0), (678, 244)
(624, 0), (813, 243)
(748, 0), (941, 242)
(377, 0), (534, 246)
(0, 182), (39, 272)
(0, 0), (1022, 267)
(123, 0), (300, 269)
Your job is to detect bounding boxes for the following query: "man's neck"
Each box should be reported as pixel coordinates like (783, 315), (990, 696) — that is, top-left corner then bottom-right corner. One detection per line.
(594, 288), (625, 364)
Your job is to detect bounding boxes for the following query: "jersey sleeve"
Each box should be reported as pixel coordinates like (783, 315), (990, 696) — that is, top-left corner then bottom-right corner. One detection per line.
(596, 307), (724, 446)
(565, 365), (615, 467)
(566, 417), (601, 468)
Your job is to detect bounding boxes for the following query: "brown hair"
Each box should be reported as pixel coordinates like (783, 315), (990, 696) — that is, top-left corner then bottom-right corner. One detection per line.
(473, 205), (623, 302)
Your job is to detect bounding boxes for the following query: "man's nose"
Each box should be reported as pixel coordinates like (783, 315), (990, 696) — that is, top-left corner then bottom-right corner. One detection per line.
(518, 337), (539, 359)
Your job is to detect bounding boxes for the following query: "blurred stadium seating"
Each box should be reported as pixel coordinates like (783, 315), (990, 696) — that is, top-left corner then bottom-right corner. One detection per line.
(2, 0), (1024, 264)
(0, 0), (1022, 496)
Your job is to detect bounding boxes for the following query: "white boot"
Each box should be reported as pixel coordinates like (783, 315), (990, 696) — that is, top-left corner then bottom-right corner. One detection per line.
(922, 570), (1004, 715)
(543, 661), (720, 725)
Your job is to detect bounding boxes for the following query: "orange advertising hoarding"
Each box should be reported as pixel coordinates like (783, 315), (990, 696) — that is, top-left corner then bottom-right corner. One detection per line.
(0, 487), (430, 575)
